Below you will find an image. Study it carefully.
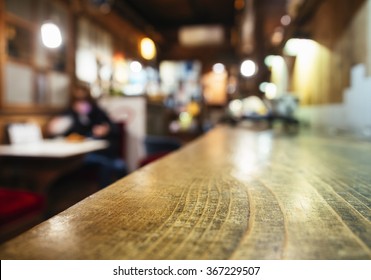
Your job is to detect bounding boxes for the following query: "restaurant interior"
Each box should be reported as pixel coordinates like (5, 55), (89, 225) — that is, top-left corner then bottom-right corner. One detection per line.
(0, 0), (370, 260)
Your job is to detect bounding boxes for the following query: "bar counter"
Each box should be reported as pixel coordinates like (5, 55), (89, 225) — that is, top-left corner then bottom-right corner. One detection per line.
(0, 125), (370, 259)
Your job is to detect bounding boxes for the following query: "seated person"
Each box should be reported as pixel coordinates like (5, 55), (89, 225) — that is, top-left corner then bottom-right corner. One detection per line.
(48, 85), (127, 188)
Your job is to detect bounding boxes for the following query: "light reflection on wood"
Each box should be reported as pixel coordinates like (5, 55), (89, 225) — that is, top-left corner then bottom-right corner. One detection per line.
(0, 126), (370, 259)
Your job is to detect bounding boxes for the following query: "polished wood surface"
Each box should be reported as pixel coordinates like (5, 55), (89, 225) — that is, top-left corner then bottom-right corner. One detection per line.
(0, 126), (370, 259)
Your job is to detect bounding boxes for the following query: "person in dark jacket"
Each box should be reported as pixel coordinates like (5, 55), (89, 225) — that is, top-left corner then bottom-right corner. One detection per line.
(48, 85), (127, 188)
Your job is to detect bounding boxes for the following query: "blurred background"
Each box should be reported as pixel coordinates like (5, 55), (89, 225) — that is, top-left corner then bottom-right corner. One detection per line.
(1, 0), (371, 161)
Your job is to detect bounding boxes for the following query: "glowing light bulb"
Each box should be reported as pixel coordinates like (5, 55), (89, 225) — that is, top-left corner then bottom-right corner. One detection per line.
(130, 61), (142, 73)
(41, 22), (62, 48)
(212, 63), (225, 74)
(240, 59), (257, 77)
(140, 37), (156, 60)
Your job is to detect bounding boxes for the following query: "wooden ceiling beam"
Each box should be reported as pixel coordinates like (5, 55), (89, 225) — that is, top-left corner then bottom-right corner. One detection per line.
(112, 0), (165, 44)
(293, 0), (323, 26)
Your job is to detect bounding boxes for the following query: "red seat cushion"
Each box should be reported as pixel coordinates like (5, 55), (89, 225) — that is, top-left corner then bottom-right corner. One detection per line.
(0, 188), (45, 226)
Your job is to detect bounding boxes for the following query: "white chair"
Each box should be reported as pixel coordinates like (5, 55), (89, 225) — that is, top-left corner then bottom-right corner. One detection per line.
(7, 123), (43, 145)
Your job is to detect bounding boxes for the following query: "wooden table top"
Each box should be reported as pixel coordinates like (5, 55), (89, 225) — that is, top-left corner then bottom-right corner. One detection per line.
(0, 126), (370, 259)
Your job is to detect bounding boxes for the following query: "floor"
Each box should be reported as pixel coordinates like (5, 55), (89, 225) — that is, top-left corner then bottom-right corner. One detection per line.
(46, 170), (100, 218)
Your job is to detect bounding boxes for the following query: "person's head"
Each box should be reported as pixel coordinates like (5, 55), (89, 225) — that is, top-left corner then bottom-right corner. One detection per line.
(71, 85), (94, 115)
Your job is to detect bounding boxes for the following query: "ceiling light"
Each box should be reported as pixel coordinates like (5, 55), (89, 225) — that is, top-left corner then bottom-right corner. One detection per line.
(284, 38), (315, 56)
(240, 59), (257, 77)
(212, 63), (225, 74)
(179, 25), (224, 46)
(41, 22), (62, 48)
(140, 37), (156, 60)
(130, 61), (142, 73)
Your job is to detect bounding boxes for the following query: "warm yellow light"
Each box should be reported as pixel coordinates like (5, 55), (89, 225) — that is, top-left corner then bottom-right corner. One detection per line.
(113, 53), (128, 84)
(284, 39), (316, 56)
(179, 112), (193, 129)
(271, 27), (284, 46)
(187, 101), (201, 117)
(140, 37), (156, 60)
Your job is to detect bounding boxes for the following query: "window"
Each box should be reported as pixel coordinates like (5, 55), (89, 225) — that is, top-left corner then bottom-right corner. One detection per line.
(2, 0), (71, 109)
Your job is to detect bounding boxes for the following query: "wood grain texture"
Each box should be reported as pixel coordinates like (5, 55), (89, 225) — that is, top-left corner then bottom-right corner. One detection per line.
(0, 126), (370, 259)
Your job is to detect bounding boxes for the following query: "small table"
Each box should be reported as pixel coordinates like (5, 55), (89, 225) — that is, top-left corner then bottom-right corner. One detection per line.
(0, 139), (108, 193)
